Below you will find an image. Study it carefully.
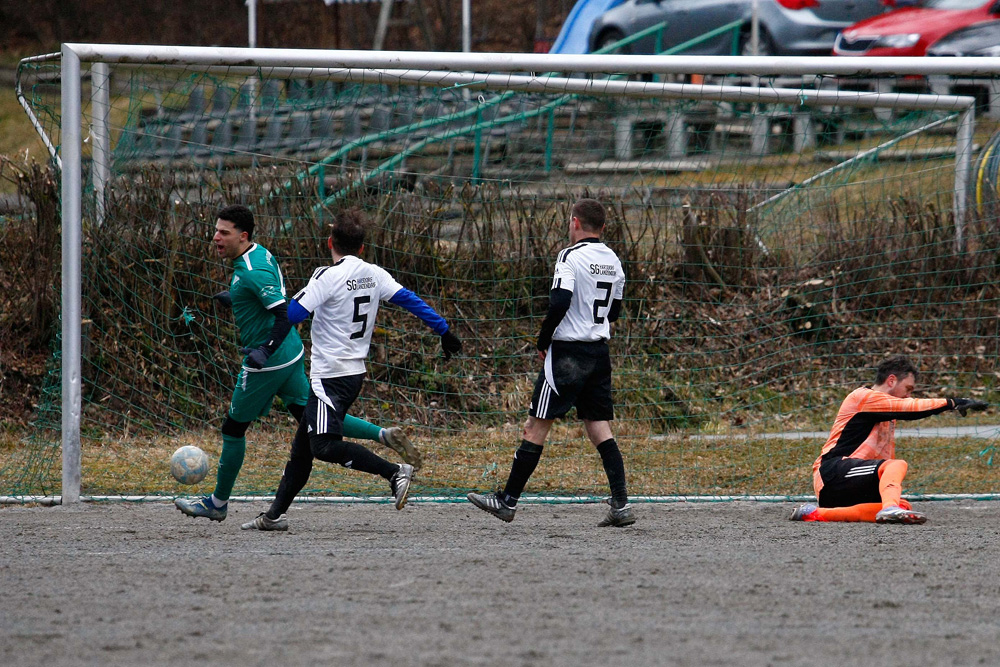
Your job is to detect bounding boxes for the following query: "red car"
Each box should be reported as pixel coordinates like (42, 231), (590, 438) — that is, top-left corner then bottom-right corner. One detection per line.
(833, 0), (1000, 56)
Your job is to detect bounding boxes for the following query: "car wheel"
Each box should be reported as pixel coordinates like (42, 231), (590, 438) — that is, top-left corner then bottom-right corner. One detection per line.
(739, 28), (776, 56)
(595, 29), (629, 54)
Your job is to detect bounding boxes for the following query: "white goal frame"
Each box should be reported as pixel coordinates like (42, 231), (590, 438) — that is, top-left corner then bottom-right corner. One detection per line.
(51, 44), (998, 502)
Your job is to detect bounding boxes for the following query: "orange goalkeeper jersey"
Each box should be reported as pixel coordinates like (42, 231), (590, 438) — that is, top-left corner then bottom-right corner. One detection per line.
(812, 387), (950, 495)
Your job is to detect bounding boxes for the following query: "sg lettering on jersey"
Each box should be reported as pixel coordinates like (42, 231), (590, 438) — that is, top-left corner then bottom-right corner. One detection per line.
(346, 276), (377, 291)
(589, 263), (617, 277)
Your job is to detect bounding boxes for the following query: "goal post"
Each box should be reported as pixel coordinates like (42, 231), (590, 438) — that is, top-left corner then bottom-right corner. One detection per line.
(14, 44), (1000, 502)
(62, 44), (82, 504)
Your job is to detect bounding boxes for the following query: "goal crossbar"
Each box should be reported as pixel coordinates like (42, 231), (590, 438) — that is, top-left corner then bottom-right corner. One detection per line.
(63, 43), (1000, 77)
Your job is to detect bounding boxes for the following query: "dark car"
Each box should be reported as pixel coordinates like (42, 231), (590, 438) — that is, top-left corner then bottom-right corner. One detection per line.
(926, 18), (1000, 54)
(587, 0), (888, 56)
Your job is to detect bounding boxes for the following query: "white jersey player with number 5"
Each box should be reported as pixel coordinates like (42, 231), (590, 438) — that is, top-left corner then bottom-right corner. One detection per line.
(241, 208), (462, 532)
(467, 198), (635, 528)
(296, 258), (402, 380)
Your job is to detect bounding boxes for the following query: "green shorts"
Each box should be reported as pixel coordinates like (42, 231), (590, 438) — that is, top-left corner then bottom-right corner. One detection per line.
(228, 356), (309, 423)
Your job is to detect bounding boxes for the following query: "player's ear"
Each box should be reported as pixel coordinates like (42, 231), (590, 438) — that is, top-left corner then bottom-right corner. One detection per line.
(327, 236), (333, 251)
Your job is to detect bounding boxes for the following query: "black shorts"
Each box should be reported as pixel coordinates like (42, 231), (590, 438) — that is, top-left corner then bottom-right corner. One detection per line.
(529, 340), (614, 421)
(304, 374), (365, 437)
(817, 457), (886, 508)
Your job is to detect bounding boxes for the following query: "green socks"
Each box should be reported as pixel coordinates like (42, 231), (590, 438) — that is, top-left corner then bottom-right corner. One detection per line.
(343, 414), (383, 443)
(213, 434), (246, 502)
(212, 417), (380, 502)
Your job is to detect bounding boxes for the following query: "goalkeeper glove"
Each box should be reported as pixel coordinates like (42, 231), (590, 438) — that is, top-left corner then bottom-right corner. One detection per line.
(952, 398), (988, 417)
(213, 291), (232, 308)
(240, 346), (271, 370)
(440, 330), (462, 360)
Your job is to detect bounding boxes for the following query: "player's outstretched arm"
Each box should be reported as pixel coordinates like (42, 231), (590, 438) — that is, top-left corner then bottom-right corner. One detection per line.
(950, 398), (989, 417)
(861, 393), (988, 422)
(241, 301), (293, 369)
(388, 288), (462, 359)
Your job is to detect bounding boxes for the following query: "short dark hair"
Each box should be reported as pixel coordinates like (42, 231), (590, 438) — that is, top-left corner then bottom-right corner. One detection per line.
(572, 198), (606, 232)
(329, 208), (368, 255)
(875, 355), (919, 385)
(217, 204), (255, 241)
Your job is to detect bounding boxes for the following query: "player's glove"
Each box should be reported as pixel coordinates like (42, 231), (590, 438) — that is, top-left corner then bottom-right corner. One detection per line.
(440, 330), (462, 360)
(213, 291), (232, 308)
(240, 346), (271, 370)
(952, 398), (988, 417)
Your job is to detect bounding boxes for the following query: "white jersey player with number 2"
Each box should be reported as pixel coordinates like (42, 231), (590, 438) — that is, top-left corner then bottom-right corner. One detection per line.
(544, 240), (625, 391)
(466, 198), (636, 528)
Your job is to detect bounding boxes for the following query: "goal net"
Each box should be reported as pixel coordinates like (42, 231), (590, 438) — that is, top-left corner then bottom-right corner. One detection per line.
(6, 45), (1000, 501)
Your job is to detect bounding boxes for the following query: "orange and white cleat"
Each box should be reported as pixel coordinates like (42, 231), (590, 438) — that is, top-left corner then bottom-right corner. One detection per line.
(789, 503), (820, 521)
(875, 505), (927, 525)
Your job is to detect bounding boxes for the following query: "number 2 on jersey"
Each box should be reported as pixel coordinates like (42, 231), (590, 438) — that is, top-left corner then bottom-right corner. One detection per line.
(592, 281), (613, 324)
(351, 295), (371, 339)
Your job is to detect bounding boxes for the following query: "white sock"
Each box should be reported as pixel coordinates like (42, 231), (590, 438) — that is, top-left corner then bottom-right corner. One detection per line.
(210, 494), (227, 508)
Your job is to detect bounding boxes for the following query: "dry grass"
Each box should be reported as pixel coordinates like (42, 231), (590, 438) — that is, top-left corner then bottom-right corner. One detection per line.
(2, 422), (996, 498)
(0, 86), (46, 162)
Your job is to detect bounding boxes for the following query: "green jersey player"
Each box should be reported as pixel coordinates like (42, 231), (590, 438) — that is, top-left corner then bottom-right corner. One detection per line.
(175, 205), (421, 523)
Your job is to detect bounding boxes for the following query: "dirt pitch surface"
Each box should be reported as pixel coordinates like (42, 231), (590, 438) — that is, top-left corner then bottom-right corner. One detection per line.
(3, 500), (1000, 667)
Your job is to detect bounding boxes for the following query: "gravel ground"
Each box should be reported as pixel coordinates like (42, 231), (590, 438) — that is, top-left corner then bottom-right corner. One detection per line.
(2, 500), (999, 667)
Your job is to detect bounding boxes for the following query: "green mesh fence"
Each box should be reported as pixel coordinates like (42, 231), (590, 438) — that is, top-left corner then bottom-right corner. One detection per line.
(5, 51), (1000, 500)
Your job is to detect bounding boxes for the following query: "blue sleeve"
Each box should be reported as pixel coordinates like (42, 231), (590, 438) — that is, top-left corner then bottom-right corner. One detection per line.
(388, 288), (449, 335)
(288, 298), (311, 325)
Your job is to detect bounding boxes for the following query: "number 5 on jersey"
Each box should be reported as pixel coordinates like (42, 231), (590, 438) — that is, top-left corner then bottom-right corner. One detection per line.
(351, 295), (371, 340)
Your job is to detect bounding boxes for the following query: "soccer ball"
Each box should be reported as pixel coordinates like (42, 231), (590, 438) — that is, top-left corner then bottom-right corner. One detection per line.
(170, 446), (209, 484)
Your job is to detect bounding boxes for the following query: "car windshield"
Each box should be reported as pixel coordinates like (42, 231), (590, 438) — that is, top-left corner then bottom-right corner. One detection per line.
(920, 0), (989, 9)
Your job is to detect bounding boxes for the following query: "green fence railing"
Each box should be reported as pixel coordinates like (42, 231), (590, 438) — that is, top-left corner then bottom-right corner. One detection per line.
(317, 19), (747, 207)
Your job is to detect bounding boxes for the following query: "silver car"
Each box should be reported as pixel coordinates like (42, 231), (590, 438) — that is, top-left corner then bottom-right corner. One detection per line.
(588, 0), (889, 55)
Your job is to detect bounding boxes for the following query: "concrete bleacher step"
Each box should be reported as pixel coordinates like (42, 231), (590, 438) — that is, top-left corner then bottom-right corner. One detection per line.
(117, 76), (980, 184)
(562, 158), (718, 174)
(816, 144), (981, 162)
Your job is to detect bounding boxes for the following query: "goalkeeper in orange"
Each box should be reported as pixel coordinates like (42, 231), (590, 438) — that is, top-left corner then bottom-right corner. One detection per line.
(790, 355), (987, 525)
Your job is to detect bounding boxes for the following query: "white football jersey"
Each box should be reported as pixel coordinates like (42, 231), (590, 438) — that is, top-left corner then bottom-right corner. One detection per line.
(294, 255), (403, 378)
(551, 239), (625, 343)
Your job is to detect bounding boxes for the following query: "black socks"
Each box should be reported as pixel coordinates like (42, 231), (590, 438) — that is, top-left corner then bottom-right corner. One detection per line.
(500, 440), (544, 507)
(597, 438), (628, 508)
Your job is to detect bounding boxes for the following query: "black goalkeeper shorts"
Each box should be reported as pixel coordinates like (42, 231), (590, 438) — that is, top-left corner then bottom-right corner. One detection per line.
(818, 457), (887, 508)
